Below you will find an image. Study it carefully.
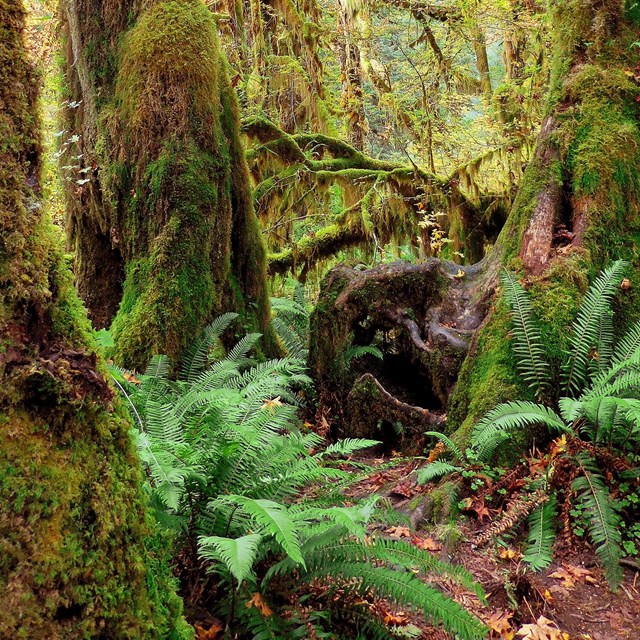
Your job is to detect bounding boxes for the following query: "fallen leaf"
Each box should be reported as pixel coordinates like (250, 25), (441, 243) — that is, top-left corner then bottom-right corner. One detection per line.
(487, 609), (515, 639)
(411, 535), (440, 551)
(383, 611), (409, 625)
(516, 616), (569, 640)
(261, 396), (283, 412)
(195, 621), (223, 639)
(549, 564), (592, 589)
(245, 592), (272, 616)
(386, 526), (412, 539)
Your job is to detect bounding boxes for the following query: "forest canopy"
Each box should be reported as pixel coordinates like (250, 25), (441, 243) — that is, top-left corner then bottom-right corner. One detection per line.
(2, 0), (640, 638)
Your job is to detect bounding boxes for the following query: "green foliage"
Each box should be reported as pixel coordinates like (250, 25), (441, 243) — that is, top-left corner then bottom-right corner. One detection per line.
(270, 282), (310, 360)
(422, 263), (640, 589)
(523, 496), (557, 571)
(562, 261), (629, 395)
(500, 271), (552, 399)
(116, 317), (486, 638)
(573, 455), (623, 589)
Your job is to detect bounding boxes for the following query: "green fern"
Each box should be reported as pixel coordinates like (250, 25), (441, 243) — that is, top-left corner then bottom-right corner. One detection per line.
(417, 461), (464, 484)
(523, 496), (556, 571)
(198, 533), (262, 586)
(115, 316), (485, 638)
(573, 455), (623, 590)
(471, 401), (567, 461)
(562, 260), (628, 395)
(501, 271), (551, 399)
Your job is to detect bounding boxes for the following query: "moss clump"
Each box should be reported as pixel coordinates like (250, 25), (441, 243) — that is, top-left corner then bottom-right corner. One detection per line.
(0, 4), (191, 636)
(102, 0), (275, 368)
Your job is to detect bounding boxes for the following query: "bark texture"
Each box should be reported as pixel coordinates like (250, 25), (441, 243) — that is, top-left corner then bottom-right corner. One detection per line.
(0, 3), (191, 637)
(61, 0), (275, 369)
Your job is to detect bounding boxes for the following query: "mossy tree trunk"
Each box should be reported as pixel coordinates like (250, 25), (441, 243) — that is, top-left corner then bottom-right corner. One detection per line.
(0, 3), (190, 637)
(61, 0), (275, 369)
(310, 0), (640, 446)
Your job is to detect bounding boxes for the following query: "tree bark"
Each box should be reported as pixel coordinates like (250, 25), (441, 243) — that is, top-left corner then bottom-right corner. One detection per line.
(61, 0), (276, 369)
(310, 0), (640, 447)
(0, 3), (190, 636)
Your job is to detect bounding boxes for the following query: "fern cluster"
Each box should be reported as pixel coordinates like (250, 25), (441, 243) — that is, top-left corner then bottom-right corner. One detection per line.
(419, 262), (640, 590)
(115, 315), (487, 639)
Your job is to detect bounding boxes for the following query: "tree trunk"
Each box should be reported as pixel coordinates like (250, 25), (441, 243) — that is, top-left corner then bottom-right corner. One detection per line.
(61, 0), (276, 369)
(0, 3), (190, 637)
(310, 0), (640, 447)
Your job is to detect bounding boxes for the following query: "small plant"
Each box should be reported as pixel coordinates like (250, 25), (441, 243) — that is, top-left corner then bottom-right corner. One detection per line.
(115, 314), (487, 639)
(420, 262), (640, 590)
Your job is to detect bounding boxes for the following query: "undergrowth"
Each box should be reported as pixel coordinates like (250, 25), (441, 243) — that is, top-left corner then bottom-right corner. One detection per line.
(421, 261), (640, 591)
(114, 314), (487, 639)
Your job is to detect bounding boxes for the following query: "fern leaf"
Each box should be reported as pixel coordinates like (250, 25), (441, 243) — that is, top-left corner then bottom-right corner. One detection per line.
(424, 430), (464, 461)
(417, 461), (464, 485)
(222, 496), (305, 566)
(523, 496), (556, 571)
(199, 533), (262, 586)
(318, 439), (380, 457)
(312, 563), (488, 640)
(573, 455), (623, 590)
(501, 271), (551, 399)
(613, 320), (640, 365)
(180, 312), (238, 382)
(472, 401), (567, 461)
(563, 260), (628, 395)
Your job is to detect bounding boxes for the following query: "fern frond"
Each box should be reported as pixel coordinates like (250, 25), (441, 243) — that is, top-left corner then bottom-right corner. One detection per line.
(424, 430), (464, 461)
(308, 563), (487, 640)
(417, 461), (464, 485)
(342, 345), (383, 366)
(562, 260), (628, 396)
(573, 455), (623, 590)
(523, 495), (557, 571)
(180, 312), (238, 382)
(472, 401), (567, 461)
(199, 533), (262, 586)
(220, 496), (305, 566)
(501, 271), (551, 399)
(317, 438), (380, 458)
(613, 320), (640, 365)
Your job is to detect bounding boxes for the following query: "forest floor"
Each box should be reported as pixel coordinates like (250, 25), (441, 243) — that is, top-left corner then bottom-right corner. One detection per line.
(344, 456), (640, 640)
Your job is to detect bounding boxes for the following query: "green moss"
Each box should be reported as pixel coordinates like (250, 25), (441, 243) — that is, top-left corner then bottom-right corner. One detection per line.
(0, 5), (191, 635)
(103, 1), (275, 368)
(447, 299), (530, 446)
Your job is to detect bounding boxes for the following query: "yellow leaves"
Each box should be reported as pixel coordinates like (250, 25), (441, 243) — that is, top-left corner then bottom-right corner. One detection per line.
(516, 616), (570, 640)
(385, 526), (412, 539)
(549, 565), (595, 589)
(453, 269), (465, 279)
(261, 396), (283, 412)
(246, 592), (273, 616)
(487, 610), (515, 639)
(498, 547), (521, 560)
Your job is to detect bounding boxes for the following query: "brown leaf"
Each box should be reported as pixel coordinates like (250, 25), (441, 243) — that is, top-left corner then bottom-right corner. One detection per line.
(516, 616), (569, 640)
(245, 592), (273, 617)
(385, 526), (412, 539)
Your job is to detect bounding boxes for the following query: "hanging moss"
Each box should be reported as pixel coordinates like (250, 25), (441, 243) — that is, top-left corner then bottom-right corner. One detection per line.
(0, 2), (191, 636)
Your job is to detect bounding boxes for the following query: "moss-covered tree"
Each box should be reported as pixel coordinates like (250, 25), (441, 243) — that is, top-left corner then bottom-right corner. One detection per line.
(0, 2), (191, 637)
(310, 0), (640, 445)
(61, 0), (275, 369)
